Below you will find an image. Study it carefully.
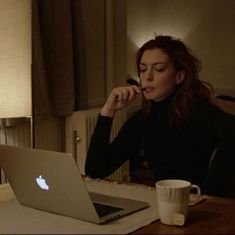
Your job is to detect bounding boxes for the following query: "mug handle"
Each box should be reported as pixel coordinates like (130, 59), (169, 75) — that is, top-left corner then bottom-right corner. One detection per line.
(191, 184), (201, 196)
(189, 184), (201, 205)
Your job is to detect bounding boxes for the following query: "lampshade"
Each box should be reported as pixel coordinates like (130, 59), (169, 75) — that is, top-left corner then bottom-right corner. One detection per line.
(0, 0), (32, 118)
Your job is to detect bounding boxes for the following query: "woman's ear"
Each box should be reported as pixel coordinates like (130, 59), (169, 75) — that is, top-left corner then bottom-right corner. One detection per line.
(176, 70), (185, 85)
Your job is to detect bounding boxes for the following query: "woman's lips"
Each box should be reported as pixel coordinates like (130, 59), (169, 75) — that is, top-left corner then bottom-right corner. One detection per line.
(142, 86), (154, 92)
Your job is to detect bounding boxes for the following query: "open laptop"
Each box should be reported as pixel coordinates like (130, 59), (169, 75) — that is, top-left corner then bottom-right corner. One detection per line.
(0, 145), (149, 224)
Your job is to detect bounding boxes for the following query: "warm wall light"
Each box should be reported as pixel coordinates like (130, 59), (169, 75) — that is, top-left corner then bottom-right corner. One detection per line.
(0, 76), (32, 119)
(0, 0), (32, 184)
(0, 0), (32, 119)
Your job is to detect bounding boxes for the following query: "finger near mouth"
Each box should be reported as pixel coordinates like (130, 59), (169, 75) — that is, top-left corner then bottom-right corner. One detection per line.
(141, 87), (147, 92)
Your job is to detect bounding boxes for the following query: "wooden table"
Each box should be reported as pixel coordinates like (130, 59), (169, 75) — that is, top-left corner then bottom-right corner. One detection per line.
(132, 196), (235, 234)
(1, 180), (235, 234)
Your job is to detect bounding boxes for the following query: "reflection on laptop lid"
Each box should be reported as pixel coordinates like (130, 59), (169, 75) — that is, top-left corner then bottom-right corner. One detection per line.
(0, 145), (149, 224)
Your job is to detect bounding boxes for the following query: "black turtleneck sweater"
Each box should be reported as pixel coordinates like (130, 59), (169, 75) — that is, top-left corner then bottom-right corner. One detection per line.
(85, 95), (235, 197)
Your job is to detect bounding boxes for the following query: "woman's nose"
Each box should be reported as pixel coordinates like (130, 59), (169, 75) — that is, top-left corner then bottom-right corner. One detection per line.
(143, 69), (154, 81)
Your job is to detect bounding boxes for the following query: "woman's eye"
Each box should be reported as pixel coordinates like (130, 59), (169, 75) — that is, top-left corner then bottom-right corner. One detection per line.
(155, 67), (165, 72)
(140, 69), (147, 73)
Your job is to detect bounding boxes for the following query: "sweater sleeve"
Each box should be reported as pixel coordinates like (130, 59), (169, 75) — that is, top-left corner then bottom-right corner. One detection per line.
(85, 112), (142, 178)
(203, 102), (235, 197)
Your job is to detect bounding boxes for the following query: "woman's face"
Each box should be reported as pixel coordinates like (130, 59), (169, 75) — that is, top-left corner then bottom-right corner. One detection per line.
(139, 48), (184, 101)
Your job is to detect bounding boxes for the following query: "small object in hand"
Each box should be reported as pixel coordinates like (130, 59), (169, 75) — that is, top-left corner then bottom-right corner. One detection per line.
(126, 78), (139, 86)
(141, 87), (147, 92)
(126, 78), (146, 92)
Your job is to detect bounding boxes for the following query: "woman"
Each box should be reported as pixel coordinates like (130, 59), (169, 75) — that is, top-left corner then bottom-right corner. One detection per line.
(85, 35), (235, 197)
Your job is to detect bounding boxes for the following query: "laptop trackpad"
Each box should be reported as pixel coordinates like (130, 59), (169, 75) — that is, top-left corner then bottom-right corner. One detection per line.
(93, 202), (123, 217)
(89, 191), (131, 205)
(89, 192), (148, 213)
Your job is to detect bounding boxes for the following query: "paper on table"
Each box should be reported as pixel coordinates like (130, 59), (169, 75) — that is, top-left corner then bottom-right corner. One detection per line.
(0, 180), (159, 234)
(0, 179), (207, 234)
(189, 194), (209, 206)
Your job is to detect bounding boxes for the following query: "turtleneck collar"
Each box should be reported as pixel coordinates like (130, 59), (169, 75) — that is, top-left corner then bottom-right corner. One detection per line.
(150, 91), (176, 111)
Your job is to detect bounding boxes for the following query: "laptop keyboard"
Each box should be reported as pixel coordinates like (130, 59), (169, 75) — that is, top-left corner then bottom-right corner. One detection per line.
(93, 202), (123, 217)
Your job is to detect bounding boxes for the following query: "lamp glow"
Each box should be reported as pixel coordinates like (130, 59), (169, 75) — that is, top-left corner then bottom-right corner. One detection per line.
(0, 0), (32, 118)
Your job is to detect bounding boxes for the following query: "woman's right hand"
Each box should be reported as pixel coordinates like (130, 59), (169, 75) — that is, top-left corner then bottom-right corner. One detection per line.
(101, 85), (141, 117)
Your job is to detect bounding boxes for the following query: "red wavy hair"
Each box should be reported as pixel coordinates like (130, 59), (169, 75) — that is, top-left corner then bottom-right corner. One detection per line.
(136, 35), (213, 125)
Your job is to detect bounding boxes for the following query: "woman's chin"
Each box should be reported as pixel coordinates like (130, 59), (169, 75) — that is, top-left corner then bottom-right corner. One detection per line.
(144, 94), (164, 101)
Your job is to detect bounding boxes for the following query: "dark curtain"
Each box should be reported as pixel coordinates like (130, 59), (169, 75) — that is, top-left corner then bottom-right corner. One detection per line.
(32, 0), (88, 119)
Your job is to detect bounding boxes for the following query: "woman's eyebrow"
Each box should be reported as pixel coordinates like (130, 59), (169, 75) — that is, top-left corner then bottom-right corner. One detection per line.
(140, 62), (166, 66)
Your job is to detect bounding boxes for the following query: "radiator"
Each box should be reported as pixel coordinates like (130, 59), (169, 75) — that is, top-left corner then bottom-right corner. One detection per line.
(0, 120), (31, 183)
(0, 123), (31, 147)
(65, 108), (129, 182)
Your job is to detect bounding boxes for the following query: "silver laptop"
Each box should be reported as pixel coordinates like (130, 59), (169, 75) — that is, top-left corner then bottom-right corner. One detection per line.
(0, 145), (149, 224)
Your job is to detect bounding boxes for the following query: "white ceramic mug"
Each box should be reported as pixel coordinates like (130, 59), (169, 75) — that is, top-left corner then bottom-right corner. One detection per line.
(155, 179), (201, 226)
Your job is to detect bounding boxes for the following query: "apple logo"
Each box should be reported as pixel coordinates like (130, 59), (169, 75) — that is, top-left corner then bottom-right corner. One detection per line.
(36, 175), (49, 190)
